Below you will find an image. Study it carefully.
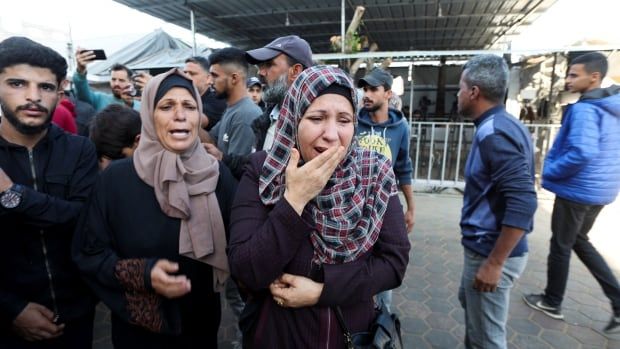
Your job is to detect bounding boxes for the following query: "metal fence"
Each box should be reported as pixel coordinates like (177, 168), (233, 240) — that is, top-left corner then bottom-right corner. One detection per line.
(409, 121), (561, 192)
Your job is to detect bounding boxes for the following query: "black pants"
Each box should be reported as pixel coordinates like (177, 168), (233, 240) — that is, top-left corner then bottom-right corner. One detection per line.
(544, 196), (620, 315)
(0, 310), (94, 349)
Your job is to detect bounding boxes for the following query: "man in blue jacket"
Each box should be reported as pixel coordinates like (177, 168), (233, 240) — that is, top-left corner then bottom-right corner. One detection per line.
(524, 52), (620, 334)
(0, 37), (98, 348)
(458, 55), (537, 349)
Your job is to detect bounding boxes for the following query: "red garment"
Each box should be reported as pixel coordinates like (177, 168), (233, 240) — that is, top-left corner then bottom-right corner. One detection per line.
(52, 98), (77, 134)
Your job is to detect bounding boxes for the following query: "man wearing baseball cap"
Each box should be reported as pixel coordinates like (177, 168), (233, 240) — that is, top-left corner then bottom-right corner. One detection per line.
(204, 35), (313, 179)
(356, 67), (416, 311)
(246, 77), (265, 111)
(246, 35), (312, 150)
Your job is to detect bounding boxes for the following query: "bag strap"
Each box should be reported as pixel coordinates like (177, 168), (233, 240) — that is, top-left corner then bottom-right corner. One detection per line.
(334, 306), (355, 349)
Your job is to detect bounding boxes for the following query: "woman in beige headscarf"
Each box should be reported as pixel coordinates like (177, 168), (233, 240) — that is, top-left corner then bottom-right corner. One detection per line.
(73, 68), (237, 348)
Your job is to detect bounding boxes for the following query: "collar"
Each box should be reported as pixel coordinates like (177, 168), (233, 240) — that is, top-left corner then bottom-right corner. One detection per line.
(474, 105), (504, 127)
(269, 105), (280, 122)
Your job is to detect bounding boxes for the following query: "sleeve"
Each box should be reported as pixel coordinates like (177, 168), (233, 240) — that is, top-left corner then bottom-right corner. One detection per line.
(72, 71), (103, 109)
(394, 122), (413, 185)
(0, 290), (28, 327)
(543, 105), (601, 180)
(316, 195), (411, 307)
(71, 174), (172, 334)
(227, 155), (315, 290)
(12, 139), (98, 228)
(208, 122), (221, 143)
(479, 133), (537, 231)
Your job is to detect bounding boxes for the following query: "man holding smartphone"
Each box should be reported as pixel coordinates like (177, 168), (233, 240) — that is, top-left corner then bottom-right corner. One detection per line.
(72, 48), (140, 112)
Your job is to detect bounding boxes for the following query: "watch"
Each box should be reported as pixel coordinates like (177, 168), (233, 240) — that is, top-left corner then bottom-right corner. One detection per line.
(0, 184), (23, 209)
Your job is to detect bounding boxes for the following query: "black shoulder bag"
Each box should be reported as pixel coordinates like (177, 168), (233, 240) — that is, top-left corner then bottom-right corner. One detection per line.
(334, 304), (403, 349)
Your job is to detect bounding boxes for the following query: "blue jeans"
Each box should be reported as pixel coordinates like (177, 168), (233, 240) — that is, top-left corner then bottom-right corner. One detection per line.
(375, 289), (393, 312)
(459, 247), (527, 349)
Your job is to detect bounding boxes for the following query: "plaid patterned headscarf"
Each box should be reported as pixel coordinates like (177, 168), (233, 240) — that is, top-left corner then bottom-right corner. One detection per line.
(259, 65), (397, 265)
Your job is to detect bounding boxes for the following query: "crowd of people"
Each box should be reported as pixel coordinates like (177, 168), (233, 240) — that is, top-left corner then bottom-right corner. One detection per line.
(0, 31), (618, 349)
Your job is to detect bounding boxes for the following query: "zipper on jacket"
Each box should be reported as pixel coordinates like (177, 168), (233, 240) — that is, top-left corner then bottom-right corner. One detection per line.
(28, 150), (59, 322)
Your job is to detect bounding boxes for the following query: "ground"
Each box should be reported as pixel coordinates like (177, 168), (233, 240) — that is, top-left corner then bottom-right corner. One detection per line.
(93, 192), (620, 349)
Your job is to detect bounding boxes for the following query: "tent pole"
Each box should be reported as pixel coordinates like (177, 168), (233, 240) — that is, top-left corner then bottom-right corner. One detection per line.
(190, 9), (197, 56)
(341, 0), (345, 54)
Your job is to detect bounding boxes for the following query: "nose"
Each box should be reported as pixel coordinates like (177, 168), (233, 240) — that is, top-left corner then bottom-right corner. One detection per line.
(321, 119), (339, 143)
(26, 85), (42, 102)
(174, 106), (187, 121)
(258, 66), (267, 77)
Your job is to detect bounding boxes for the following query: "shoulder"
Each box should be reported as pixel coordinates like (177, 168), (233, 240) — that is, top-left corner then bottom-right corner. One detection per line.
(101, 157), (135, 180)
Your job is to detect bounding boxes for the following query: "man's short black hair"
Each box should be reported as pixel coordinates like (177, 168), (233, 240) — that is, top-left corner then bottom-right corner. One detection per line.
(208, 47), (249, 76)
(571, 52), (608, 79)
(0, 36), (67, 85)
(90, 104), (141, 160)
(185, 56), (210, 71)
(111, 63), (133, 79)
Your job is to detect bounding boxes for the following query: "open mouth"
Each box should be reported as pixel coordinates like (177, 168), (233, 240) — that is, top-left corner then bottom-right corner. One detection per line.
(314, 146), (328, 154)
(169, 129), (191, 139)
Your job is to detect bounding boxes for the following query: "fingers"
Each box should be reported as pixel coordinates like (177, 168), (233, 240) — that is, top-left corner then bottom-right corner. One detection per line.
(32, 304), (54, 321)
(278, 273), (297, 286)
(155, 259), (179, 273)
(286, 148), (301, 173)
(152, 259), (191, 298)
(316, 146), (345, 174)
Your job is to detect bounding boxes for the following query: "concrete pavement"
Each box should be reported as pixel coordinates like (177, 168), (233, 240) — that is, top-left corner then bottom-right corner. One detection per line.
(94, 193), (620, 349)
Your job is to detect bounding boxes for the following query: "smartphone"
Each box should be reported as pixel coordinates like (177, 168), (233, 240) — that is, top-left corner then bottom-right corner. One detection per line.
(80, 49), (107, 60)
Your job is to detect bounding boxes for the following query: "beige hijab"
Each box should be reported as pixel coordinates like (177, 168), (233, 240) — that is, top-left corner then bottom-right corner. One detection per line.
(133, 68), (228, 292)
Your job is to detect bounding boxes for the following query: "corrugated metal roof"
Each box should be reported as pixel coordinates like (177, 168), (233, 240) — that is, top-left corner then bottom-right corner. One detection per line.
(114, 0), (557, 53)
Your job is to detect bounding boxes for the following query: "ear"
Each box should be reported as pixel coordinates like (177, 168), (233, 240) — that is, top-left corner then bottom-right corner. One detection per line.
(288, 63), (304, 84)
(591, 71), (602, 84)
(470, 86), (480, 100)
(133, 134), (141, 149)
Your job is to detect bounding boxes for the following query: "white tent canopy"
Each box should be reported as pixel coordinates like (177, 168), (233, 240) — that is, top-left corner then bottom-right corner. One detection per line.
(85, 29), (211, 82)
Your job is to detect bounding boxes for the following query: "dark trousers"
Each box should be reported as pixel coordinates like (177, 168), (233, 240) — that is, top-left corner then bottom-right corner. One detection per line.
(544, 196), (620, 315)
(0, 310), (94, 349)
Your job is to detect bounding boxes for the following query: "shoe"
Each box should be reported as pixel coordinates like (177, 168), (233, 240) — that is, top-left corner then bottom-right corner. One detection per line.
(604, 315), (620, 334)
(523, 294), (564, 320)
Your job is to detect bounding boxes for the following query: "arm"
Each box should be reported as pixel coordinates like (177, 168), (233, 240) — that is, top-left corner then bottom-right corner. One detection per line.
(227, 154), (315, 290)
(71, 173), (186, 333)
(543, 105), (600, 180)
(475, 133), (537, 291)
(316, 195), (410, 307)
(395, 122), (415, 231)
(72, 70), (104, 109)
(1, 139), (98, 228)
(400, 184), (415, 232)
(474, 226), (524, 292)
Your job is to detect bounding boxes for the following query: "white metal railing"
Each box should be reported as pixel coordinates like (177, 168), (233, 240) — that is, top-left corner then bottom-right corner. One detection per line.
(409, 121), (561, 192)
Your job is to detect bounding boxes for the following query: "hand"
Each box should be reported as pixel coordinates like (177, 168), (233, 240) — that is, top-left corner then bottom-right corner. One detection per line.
(75, 48), (95, 74)
(120, 86), (135, 106)
(203, 143), (223, 160)
(405, 209), (415, 233)
(283, 146), (345, 215)
(132, 72), (152, 90)
(12, 303), (64, 341)
(150, 259), (191, 298)
(473, 259), (503, 292)
(269, 273), (324, 308)
(0, 167), (13, 192)
(200, 114), (209, 129)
